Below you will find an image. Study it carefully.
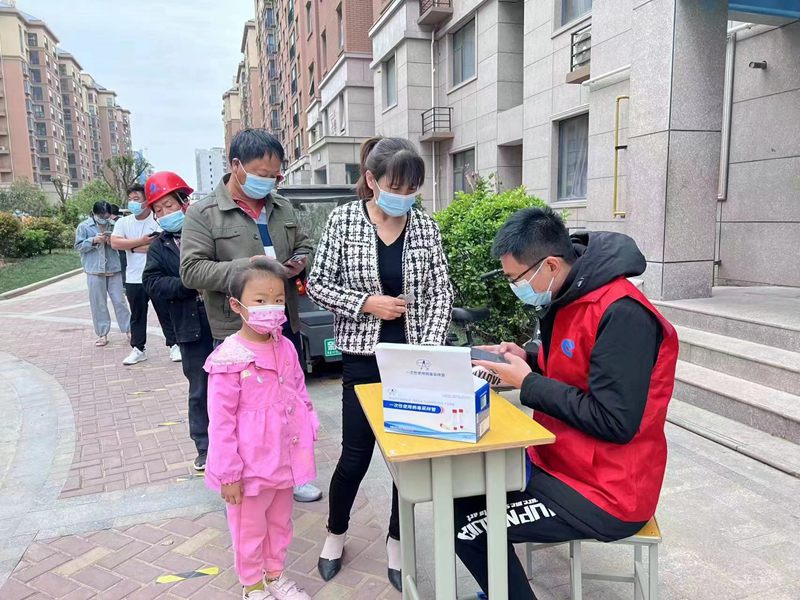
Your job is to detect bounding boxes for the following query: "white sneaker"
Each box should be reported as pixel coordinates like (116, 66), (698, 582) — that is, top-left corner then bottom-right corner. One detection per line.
(170, 344), (182, 362)
(264, 574), (310, 600)
(123, 348), (147, 366)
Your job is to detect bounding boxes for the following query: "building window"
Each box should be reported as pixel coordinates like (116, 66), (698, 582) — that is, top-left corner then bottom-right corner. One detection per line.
(291, 64), (297, 95)
(293, 133), (301, 160)
(337, 94), (346, 133)
(30, 69), (41, 83)
(557, 113), (589, 201)
(345, 163), (360, 185)
(39, 158), (51, 171)
(27, 33), (38, 47)
(562, 0), (592, 26)
(292, 100), (299, 127)
(266, 7), (275, 28)
(337, 4), (344, 49)
(33, 104), (44, 118)
(32, 86), (44, 102)
(306, 1), (313, 34)
(29, 50), (39, 64)
(452, 18), (476, 86)
(453, 148), (475, 194)
(309, 63), (315, 97)
(36, 140), (48, 153)
(321, 30), (327, 63)
(384, 54), (397, 108)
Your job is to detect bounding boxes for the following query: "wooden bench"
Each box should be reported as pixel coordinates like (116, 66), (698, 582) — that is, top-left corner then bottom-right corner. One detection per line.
(525, 517), (661, 599)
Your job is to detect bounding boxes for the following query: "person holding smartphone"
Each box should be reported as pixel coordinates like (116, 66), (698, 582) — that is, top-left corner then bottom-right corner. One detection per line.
(307, 137), (454, 591)
(111, 184), (179, 366)
(74, 201), (131, 348)
(180, 128), (323, 504)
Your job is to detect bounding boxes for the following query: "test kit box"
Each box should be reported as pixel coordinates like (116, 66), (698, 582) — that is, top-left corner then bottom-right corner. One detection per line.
(375, 343), (490, 443)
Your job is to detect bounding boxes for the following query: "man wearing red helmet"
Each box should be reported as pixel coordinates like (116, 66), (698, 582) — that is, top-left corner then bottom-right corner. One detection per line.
(142, 172), (212, 471)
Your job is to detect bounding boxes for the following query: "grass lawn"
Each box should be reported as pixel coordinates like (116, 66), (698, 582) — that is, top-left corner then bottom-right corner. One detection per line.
(0, 250), (81, 294)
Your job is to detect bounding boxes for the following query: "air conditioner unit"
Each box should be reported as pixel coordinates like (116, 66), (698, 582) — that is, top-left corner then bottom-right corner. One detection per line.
(0, 146), (7, 152)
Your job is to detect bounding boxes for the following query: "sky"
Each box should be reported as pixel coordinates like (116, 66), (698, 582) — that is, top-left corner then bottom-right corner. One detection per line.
(30, 0), (255, 189)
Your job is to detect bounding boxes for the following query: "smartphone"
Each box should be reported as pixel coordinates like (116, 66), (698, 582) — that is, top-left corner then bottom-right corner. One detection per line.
(398, 292), (416, 306)
(102, 231), (112, 237)
(287, 253), (307, 263)
(470, 348), (509, 364)
(148, 231), (160, 238)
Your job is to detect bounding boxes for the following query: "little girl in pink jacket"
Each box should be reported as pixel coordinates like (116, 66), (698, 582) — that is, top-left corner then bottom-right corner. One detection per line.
(205, 259), (319, 600)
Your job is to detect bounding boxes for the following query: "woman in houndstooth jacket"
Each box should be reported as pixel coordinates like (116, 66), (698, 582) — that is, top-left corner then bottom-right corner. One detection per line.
(307, 137), (453, 591)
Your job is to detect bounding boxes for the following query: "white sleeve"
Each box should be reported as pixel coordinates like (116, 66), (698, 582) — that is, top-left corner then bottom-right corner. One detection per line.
(112, 217), (127, 237)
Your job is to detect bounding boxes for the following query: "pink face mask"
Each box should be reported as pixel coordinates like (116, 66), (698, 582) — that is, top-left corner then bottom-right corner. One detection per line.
(236, 301), (287, 336)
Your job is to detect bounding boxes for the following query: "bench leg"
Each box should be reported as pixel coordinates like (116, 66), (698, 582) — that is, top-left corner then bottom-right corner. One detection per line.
(634, 544), (643, 600)
(648, 543), (658, 600)
(569, 541), (582, 600)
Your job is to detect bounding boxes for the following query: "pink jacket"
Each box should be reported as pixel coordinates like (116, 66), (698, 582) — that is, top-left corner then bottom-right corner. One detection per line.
(204, 333), (319, 496)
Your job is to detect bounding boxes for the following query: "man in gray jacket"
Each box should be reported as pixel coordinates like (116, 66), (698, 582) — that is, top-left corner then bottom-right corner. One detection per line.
(180, 128), (321, 502)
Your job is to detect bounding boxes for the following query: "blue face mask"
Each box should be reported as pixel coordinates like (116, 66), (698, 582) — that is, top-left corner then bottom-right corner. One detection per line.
(94, 217), (109, 225)
(237, 163), (276, 200)
(128, 201), (144, 216)
(157, 210), (185, 233)
(375, 185), (416, 217)
(510, 262), (555, 307)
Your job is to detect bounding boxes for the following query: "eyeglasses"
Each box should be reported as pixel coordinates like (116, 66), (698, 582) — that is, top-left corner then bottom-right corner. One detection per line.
(504, 255), (562, 285)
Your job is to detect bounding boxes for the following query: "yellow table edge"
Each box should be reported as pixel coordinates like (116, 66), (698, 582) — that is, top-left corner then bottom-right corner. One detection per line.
(355, 383), (555, 463)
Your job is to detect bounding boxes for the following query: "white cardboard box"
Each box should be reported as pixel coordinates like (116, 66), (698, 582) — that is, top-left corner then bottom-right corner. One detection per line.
(375, 343), (490, 443)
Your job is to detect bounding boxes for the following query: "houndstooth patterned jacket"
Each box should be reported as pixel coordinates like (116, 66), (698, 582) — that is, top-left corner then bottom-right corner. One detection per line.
(307, 200), (454, 356)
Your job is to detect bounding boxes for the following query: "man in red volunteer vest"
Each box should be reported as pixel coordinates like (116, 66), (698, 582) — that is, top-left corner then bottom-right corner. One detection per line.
(461, 206), (678, 599)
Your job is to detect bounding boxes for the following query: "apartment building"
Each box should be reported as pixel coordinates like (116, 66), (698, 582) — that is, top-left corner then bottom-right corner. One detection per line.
(370, 0), (800, 299)
(232, 0), (374, 185)
(195, 147), (228, 195)
(0, 1), (134, 193)
(58, 52), (91, 189)
(81, 73), (104, 179)
(97, 87), (132, 162)
(222, 85), (242, 158)
(241, 20), (265, 130)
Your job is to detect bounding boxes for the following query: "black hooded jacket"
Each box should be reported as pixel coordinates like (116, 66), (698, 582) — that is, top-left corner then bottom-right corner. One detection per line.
(522, 232), (664, 537)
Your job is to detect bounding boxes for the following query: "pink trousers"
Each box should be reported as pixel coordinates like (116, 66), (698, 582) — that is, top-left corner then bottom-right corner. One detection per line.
(226, 487), (294, 586)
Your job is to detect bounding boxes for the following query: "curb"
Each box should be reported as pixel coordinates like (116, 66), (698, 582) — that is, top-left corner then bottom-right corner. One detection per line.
(0, 268), (83, 301)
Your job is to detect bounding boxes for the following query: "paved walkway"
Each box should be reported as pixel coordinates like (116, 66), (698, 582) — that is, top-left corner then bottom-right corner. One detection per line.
(0, 275), (798, 599)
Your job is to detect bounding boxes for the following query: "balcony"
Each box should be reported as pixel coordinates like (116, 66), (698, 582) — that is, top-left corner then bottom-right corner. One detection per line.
(566, 23), (591, 84)
(420, 107), (454, 142)
(418, 0), (453, 27)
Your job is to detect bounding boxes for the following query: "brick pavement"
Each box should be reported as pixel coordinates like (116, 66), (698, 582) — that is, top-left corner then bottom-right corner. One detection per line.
(3, 275), (800, 600)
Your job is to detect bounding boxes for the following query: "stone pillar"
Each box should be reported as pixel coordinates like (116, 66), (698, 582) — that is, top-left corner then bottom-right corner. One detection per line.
(627, 0), (728, 300)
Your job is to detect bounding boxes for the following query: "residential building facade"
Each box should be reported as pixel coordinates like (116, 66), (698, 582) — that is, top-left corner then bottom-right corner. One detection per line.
(222, 85), (242, 158)
(195, 147), (228, 195)
(58, 52), (91, 189)
(370, 0), (800, 298)
(0, 1), (134, 193)
(229, 0), (375, 185)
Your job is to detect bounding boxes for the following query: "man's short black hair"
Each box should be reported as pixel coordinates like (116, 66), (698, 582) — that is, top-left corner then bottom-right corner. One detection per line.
(492, 206), (576, 265)
(109, 204), (121, 216)
(127, 183), (145, 197)
(92, 201), (113, 216)
(230, 128), (285, 165)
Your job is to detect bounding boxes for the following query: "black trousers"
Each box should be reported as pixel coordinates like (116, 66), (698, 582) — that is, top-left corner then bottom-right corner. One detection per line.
(328, 354), (400, 540)
(125, 283), (177, 350)
(179, 304), (213, 454)
(453, 483), (642, 600)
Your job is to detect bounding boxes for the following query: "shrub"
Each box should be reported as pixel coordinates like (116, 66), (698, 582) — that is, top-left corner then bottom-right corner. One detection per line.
(0, 179), (54, 217)
(0, 212), (22, 257)
(22, 216), (70, 253)
(63, 180), (117, 226)
(15, 229), (48, 258)
(434, 175), (549, 345)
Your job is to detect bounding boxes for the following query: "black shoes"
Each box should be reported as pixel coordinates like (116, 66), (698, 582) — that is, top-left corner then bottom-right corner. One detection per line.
(317, 555), (342, 582)
(387, 567), (402, 592)
(193, 452), (207, 471)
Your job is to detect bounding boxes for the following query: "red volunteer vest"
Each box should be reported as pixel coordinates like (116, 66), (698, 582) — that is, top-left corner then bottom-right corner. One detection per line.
(528, 277), (678, 522)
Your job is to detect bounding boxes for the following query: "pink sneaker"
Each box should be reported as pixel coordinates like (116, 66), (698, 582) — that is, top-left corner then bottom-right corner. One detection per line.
(264, 574), (310, 600)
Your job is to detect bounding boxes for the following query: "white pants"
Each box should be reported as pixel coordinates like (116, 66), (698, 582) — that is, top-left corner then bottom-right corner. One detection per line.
(86, 273), (131, 337)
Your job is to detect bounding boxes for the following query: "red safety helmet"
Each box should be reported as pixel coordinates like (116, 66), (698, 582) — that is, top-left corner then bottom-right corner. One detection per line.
(145, 171), (194, 208)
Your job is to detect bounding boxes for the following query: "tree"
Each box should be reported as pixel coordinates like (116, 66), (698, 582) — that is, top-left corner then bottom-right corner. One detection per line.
(103, 155), (152, 203)
(51, 177), (71, 207)
(63, 179), (117, 225)
(0, 179), (53, 217)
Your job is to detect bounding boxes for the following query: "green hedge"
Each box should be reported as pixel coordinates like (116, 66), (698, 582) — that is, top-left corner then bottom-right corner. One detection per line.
(434, 176), (548, 345)
(0, 213), (72, 259)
